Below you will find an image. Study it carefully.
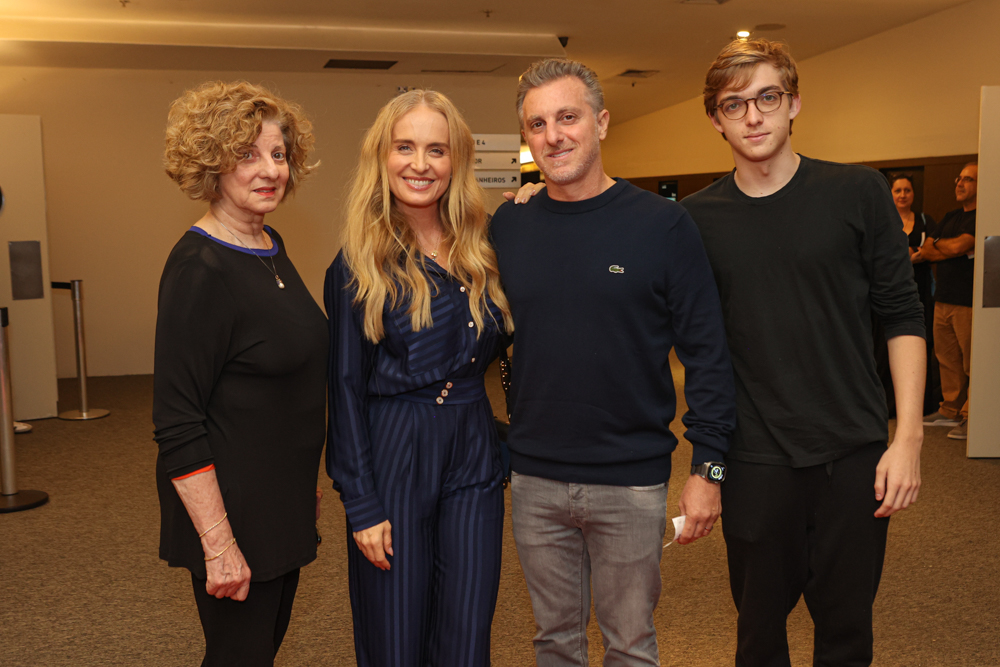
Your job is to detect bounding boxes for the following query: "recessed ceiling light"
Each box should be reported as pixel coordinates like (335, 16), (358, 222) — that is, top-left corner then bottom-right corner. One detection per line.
(737, 30), (751, 38)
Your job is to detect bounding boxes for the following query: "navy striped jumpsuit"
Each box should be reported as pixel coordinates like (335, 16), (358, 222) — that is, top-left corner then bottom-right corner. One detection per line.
(325, 252), (507, 667)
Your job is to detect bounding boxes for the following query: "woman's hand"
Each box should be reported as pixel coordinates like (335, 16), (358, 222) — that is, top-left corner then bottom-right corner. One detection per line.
(171, 468), (251, 601)
(502, 182), (546, 204)
(203, 524), (252, 601)
(354, 520), (393, 570)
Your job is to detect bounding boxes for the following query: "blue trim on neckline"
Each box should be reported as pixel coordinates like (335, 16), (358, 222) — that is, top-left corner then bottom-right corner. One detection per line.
(190, 225), (280, 256)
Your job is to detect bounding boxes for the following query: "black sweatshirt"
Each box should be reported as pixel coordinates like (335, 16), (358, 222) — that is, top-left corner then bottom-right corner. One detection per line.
(491, 179), (735, 486)
(682, 156), (925, 468)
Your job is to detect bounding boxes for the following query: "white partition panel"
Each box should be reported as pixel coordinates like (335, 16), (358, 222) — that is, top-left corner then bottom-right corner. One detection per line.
(968, 87), (1000, 457)
(0, 115), (59, 420)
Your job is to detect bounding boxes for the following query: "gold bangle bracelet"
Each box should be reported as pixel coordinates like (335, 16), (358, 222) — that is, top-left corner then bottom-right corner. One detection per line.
(204, 538), (237, 561)
(198, 512), (228, 538)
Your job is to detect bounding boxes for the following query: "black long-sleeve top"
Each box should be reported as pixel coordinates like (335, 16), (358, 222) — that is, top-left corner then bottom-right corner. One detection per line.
(490, 179), (736, 486)
(153, 227), (327, 581)
(682, 156), (925, 468)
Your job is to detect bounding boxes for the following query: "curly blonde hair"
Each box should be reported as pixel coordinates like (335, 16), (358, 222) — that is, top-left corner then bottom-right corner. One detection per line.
(164, 80), (316, 201)
(342, 89), (513, 343)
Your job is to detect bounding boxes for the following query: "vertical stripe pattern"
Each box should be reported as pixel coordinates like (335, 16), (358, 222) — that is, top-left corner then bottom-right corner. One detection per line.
(326, 252), (507, 666)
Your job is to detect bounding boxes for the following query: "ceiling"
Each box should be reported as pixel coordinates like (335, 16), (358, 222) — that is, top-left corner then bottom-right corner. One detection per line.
(0, 0), (974, 124)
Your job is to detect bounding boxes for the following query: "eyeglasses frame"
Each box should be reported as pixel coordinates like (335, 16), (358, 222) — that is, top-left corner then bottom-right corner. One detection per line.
(714, 91), (795, 121)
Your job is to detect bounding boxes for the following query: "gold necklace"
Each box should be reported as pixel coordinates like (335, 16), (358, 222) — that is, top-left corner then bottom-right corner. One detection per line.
(419, 233), (442, 260)
(216, 220), (285, 289)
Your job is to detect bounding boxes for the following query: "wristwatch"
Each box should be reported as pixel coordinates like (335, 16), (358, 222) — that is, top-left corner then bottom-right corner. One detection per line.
(691, 462), (727, 483)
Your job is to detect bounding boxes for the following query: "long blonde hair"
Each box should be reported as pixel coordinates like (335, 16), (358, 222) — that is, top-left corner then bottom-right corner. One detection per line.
(342, 89), (513, 343)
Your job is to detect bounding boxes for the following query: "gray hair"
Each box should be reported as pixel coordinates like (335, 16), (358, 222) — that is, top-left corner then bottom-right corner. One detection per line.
(515, 58), (605, 122)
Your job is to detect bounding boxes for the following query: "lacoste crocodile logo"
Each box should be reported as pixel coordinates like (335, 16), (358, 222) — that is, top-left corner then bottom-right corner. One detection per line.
(609, 265), (625, 274)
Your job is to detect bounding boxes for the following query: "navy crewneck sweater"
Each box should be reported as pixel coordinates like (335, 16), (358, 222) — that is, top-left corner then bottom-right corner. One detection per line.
(491, 179), (735, 486)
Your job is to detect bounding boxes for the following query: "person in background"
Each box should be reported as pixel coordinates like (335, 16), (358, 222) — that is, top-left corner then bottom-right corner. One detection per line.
(326, 89), (512, 666)
(873, 174), (939, 416)
(155, 80), (327, 667)
(916, 162), (978, 439)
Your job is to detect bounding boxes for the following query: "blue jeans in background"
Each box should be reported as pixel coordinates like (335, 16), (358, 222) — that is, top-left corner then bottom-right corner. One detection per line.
(510, 472), (668, 666)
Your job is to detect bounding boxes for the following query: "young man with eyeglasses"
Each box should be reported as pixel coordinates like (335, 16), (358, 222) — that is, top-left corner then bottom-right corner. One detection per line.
(915, 162), (978, 439)
(681, 39), (926, 666)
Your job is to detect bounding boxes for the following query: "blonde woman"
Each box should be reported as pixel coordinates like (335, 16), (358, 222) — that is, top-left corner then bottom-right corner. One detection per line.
(325, 89), (512, 666)
(155, 81), (326, 666)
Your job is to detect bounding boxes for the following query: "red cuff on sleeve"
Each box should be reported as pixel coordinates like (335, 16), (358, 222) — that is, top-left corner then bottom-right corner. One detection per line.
(171, 464), (215, 481)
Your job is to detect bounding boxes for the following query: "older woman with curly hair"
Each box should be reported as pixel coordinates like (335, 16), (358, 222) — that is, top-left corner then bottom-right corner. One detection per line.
(154, 80), (326, 666)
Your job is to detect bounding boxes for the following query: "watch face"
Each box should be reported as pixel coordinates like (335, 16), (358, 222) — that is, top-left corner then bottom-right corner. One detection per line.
(708, 464), (725, 482)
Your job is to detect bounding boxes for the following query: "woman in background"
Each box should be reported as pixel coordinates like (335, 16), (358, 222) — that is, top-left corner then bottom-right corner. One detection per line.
(155, 80), (326, 666)
(326, 89), (512, 666)
(874, 173), (939, 416)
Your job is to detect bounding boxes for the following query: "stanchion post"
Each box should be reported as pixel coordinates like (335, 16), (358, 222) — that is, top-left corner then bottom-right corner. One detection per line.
(0, 307), (49, 513)
(55, 280), (109, 421)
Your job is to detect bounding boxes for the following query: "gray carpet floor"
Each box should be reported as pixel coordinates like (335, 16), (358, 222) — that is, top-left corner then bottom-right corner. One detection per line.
(0, 363), (997, 666)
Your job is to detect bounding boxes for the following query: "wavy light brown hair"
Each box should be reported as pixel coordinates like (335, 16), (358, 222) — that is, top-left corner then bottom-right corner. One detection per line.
(703, 39), (799, 117)
(342, 89), (512, 343)
(164, 80), (316, 201)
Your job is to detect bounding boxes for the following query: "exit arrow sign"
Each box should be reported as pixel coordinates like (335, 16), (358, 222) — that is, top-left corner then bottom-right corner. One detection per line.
(474, 152), (520, 170)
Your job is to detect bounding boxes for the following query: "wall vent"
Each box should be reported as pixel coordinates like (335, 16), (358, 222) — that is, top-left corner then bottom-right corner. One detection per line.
(324, 59), (397, 70)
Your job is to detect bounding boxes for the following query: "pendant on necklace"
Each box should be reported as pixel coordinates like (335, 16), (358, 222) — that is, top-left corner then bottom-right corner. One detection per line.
(276, 275), (286, 289)
(430, 251), (438, 260)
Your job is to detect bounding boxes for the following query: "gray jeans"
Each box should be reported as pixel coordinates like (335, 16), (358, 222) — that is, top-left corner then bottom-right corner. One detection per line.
(511, 472), (668, 666)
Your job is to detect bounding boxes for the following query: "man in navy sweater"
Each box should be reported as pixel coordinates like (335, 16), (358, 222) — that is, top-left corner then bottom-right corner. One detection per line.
(682, 39), (925, 666)
(491, 58), (736, 666)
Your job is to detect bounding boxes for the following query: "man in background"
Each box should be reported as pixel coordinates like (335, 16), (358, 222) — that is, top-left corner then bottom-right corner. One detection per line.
(917, 162), (978, 440)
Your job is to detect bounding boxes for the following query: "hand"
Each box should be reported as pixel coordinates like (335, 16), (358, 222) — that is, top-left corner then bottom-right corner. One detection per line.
(677, 475), (721, 544)
(502, 182), (546, 203)
(911, 248), (925, 263)
(874, 432), (922, 517)
(354, 519), (393, 570)
(316, 488), (323, 521)
(203, 527), (252, 601)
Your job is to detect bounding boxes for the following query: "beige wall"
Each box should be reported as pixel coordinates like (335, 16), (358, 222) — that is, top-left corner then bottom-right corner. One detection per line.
(0, 115), (59, 418)
(968, 86), (1000, 457)
(603, 0), (1000, 178)
(0, 67), (518, 377)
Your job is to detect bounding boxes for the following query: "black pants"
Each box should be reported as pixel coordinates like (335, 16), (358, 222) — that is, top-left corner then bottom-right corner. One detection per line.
(191, 568), (300, 667)
(721, 443), (890, 667)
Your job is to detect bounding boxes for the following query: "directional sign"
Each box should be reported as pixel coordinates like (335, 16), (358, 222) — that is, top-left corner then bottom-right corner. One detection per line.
(476, 171), (521, 189)
(474, 152), (520, 170)
(472, 134), (521, 152)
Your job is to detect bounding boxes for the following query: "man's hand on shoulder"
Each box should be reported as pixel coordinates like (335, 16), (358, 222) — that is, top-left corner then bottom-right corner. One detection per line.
(677, 474), (721, 545)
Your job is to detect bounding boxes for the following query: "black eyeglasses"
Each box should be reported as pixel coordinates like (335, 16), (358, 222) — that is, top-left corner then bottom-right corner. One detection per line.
(955, 176), (976, 184)
(714, 91), (793, 120)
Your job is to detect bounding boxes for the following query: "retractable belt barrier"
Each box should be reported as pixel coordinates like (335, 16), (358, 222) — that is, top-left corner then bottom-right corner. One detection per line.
(0, 307), (49, 513)
(51, 280), (109, 421)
